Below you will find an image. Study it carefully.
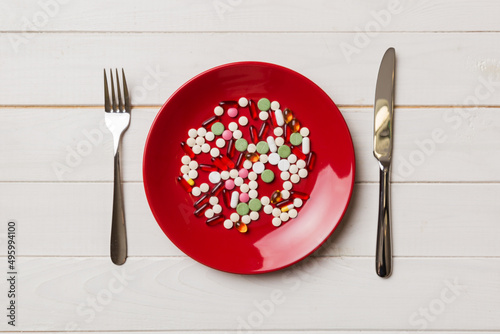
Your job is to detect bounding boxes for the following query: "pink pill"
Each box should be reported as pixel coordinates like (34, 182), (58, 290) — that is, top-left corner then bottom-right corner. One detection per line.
(239, 193), (250, 203)
(238, 168), (249, 179)
(227, 107), (238, 118)
(222, 130), (233, 140)
(225, 179), (235, 190)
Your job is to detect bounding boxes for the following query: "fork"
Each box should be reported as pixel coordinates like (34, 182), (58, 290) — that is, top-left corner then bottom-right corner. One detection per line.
(104, 69), (131, 265)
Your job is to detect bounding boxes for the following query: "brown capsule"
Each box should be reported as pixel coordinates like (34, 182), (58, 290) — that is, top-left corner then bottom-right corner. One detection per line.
(289, 118), (301, 133)
(246, 152), (260, 163)
(271, 190), (283, 204)
(283, 108), (294, 123)
(236, 221), (248, 233)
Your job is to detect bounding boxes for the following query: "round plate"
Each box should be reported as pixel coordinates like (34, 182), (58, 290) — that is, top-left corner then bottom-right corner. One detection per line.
(143, 61), (355, 274)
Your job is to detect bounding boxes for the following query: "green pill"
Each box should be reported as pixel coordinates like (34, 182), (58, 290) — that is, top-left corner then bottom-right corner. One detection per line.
(261, 169), (275, 183)
(248, 198), (262, 211)
(256, 141), (269, 154)
(235, 138), (248, 152)
(211, 122), (224, 136)
(257, 98), (271, 111)
(236, 202), (250, 216)
(278, 145), (291, 158)
(290, 132), (303, 146)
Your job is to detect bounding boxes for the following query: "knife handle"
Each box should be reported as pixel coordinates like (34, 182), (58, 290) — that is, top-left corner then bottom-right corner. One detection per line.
(376, 163), (392, 278)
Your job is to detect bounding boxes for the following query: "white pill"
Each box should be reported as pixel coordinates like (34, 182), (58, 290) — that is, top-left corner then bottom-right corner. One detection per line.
(302, 137), (311, 154)
(293, 198), (303, 208)
(189, 169), (198, 179)
(216, 138), (226, 148)
(278, 159), (290, 172)
(181, 155), (191, 165)
(272, 217), (282, 227)
(234, 177), (244, 186)
(239, 97), (249, 107)
(230, 212), (240, 222)
(189, 160), (199, 170)
(271, 101), (280, 110)
(263, 204), (273, 214)
(228, 122), (238, 132)
(186, 137), (196, 147)
(268, 153), (280, 165)
(224, 219), (233, 229)
(213, 204), (222, 214)
(197, 127), (207, 137)
(248, 172), (257, 181)
(230, 191), (239, 208)
(248, 189), (258, 199)
(229, 169), (239, 178)
(214, 106), (224, 116)
(180, 165), (190, 174)
(250, 211), (259, 221)
(196, 136), (205, 146)
(281, 189), (290, 199)
(249, 180), (258, 190)
(243, 160), (253, 169)
(273, 127), (283, 136)
(272, 208), (282, 217)
(283, 181), (293, 190)
(192, 145), (202, 154)
(267, 136), (277, 153)
(200, 183), (210, 192)
(259, 111), (269, 121)
(287, 154), (297, 164)
(188, 128), (198, 138)
(290, 174), (300, 184)
(201, 143), (211, 153)
(208, 171), (221, 184)
(220, 171), (230, 180)
(288, 209), (298, 219)
(210, 147), (220, 157)
(209, 196), (219, 205)
(205, 209), (214, 219)
(261, 196), (270, 206)
(260, 154), (269, 163)
(299, 169), (308, 178)
(280, 212), (290, 222)
(275, 137), (285, 147)
(300, 127), (309, 137)
(191, 187), (201, 196)
(240, 183), (250, 192)
(297, 159), (306, 169)
(241, 215), (251, 224)
(275, 109), (285, 126)
(239, 116), (249, 126)
(252, 162), (265, 174)
(233, 130), (243, 139)
(289, 164), (299, 174)
(205, 132), (215, 141)
(281, 171), (290, 181)
(247, 143), (256, 153)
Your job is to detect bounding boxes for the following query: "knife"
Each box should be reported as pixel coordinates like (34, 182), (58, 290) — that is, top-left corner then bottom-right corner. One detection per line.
(373, 47), (395, 278)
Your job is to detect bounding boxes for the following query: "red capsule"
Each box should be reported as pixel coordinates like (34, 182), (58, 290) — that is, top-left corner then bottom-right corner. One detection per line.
(199, 164), (218, 172)
(194, 203), (209, 217)
(258, 122), (269, 140)
(219, 155), (235, 169)
(249, 125), (259, 144)
(284, 124), (291, 142)
(206, 214), (225, 226)
(202, 115), (219, 128)
(292, 145), (306, 160)
(248, 99), (259, 120)
(212, 156), (228, 171)
(177, 176), (192, 193)
(180, 142), (195, 159)
(222, 189), (231, 208)
(227, 138), (235, 158)
(194, 193), (209, 208)
(219, 100), (238, 107)
(276, 198), (293, 208)
(236, 152), (245, 168)
(268, 110), (278, 127)
(306, 151), (316, 171)
(211, 181), (224, 196)
(290, 191), (310, 200)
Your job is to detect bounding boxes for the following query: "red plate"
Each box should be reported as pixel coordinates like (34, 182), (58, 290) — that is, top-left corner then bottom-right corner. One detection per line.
(143, 61), (355, 274)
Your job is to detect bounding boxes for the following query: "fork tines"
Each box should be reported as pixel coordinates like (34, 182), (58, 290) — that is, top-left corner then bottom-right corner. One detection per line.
(104, 69), (130, 113)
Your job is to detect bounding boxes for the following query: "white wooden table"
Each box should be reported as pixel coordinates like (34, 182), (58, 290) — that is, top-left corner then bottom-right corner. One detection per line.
(1, 0), (500, 332)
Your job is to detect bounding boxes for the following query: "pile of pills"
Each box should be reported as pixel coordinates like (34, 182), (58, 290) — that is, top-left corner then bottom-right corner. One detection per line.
(177, 97), (316, 233)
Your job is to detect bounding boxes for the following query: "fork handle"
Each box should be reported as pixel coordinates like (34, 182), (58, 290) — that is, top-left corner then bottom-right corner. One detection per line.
(376, 163), (392, 278)
(111, 149), (127, 265)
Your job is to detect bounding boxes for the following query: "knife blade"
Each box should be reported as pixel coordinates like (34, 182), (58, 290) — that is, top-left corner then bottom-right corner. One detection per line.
(373, 47), (395, 278)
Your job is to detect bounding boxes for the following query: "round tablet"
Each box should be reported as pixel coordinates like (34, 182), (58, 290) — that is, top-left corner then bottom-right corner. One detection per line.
(200, 183), (210, 192)
(278, 159), (290, 172)
(238, 97), (249, 107)
(195, 136), (205, 146)
(191, 187), (201, 197)
(259, 111), (269, 121)
(256, 141), (269, 154)
(257, 98), (271, 111)
(197, 127), (207, 137)
(211, 122), (224, 135)
(181, 155), (191, 165)
(280, 171), (290, 181)
(210, 148), (220, 157)
(290, 133), (303, 146)
(220, 171), (230, 180)
(297, 159), (307, 169)
(278, 145), (291, 158)
(283, 181), (293, 190)
(298, 169), (308, 178)
(241, 215), (251, 224)
(252, 161), (265, 174)
(234, 177), (244, 187)
(272, 208), (281, 217)
(271, 101), (280, 110)
(268, 153), (280, 165)
(272, 217), (282, 227)
(293, 198), (303, 208)
(180, 165), (190, 174)
(213, 204), (222, 214)
(205, 209), (214, 219)
(248, 172), (258, 181)
(290, 174), (300, 184)
(228, 122), (238, 131)
(239, 116), (248, 126)
(247, 144), (256, 153)
(228, 108), (238, 118)
(281, 189), (290, 199)
(222, 130), (233, 140)
(235, 138), (248, 152)
(261, 169), (275, 183)
(192, 145), (202, 155)
(189, 160), (198, 170)
(239, 168), (249, 179)
(209, 171), (221, 184)
(287, 154), (297, 164)
(300, 127), (310, 137)
(249, 211), (259, 221)
(224, 219), (233, 229)
(263, 204), (273, 214)
(275, 137), (285, 147)
(288, 209), (298, 219)
(209, 196), (219, 205)
(273, 127), (283, 136)
(260, 154), (269, 164)
(261, 196), (270, 206)
(236, 202), (250, 216)
(201, 143), (210, 153)
(289, 164), (299, 174)
(229, 169), (239, 178)
(240, 183), (250, 193)
(188, 169), (198, 179)
(233, 130), (243, 139)
(188, 128), (198, 138)
(225, 179), (235, 190)
(248, 180), (258, 190)
(248, 189), (258, 199)
(239, 192), (250, 203)
(243, 160), (253, 169)
(280, 212), (289, 222)
(248, 198), (262, 211)
(186, 137), (196, 147)
(230, 212), (240, 222)
(216, 138), (226, 148)
(214, 106), (224, 116)
(205, 132), (215, 141)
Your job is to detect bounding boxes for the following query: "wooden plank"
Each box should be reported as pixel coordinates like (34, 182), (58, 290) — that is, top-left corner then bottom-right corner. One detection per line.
(1, 0), (500, 32)
(0, 257), (497, 331)
(1, 33), (500, 106)
(2, 107), (500, 182)
(1, 182), (499, 257)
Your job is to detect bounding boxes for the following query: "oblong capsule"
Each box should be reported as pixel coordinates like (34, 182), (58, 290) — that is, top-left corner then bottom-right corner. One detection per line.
(281, 204), (295, 212)
(202, 115), (219, 128)
(182, 174), (195, 186)
(306, 152), (316, 171)
(211, 156), (227, 171)
(194, 193), (209, 208)
(258, 122), (269, 140)
(177, 176), (192, 193)
(289, 118), (301, 133)
(283, 108), (294, 123)
(211, 181), (224, 196)
(284, 123), (291, 142)
(219, 100), (238, 107)
(219, 154), (235, 169)
(267, 136), (277, 153)
(194, 203), (209, 217)
(236, 152), (245, 168)
(235, 221), (248, 233)
(268, 110), (278, 127)
(292, 145), (306, 160)
(248, 99), (259, 119)
(180, 142), (195, 159)
(206, 214), (225, 226)
(270, 190), (283, 204)
(290, 191), (310, 200)
(222, 189), (231, 208)
(246, 152), (260, 163)
(276, 198), (293, 208)
(274, 109), (285, 126)
(302, 137), (311, 154)
(227, 138), (235, 158)
(249, 125), (259, 144)
(230, 191), (239, 208)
